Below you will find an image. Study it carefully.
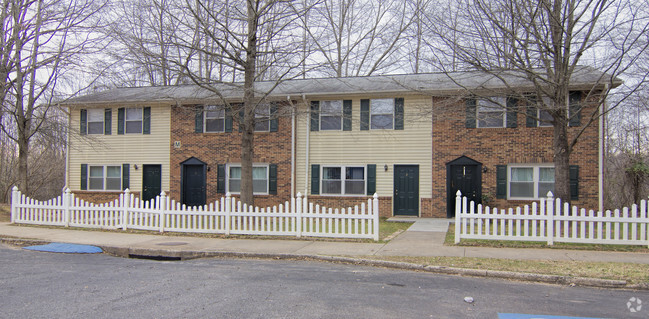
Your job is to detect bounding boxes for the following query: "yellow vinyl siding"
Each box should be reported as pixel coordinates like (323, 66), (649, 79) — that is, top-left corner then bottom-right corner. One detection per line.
(295, 95), (433, 198)
(68, 104), (171, 193)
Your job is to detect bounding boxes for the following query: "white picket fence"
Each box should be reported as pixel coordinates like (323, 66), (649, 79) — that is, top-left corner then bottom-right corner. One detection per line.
(454, 191), (649, 247)
(10, 186), (380, 241)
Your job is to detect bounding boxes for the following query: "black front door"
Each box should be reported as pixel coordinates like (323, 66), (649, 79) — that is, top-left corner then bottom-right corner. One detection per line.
(394, 165), (419, 216)
(142, 165), (162, 202)
(447, 157), (482, 217)
(182, 164), (206, 207)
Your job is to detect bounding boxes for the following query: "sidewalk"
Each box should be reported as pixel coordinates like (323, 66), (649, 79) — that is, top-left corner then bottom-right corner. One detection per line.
(0, 219), (647, 264)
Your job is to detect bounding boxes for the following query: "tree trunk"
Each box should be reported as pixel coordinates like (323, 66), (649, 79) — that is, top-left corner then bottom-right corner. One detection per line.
(553, 120), (570, 201)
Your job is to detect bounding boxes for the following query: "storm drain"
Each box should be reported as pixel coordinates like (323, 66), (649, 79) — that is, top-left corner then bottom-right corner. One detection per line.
(128, 254), (182, 261)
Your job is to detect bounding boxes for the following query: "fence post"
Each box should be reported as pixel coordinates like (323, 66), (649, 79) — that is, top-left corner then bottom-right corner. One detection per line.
(454, 190), (462, 244)
(372, 193), (379, 241)
(546, 191), (554, 245)
(122, 188), (131, 230)
(10, 186), (19, 223)
(64, 188), (71, 227)
(225, 193), (231, 235)
(159, 191), (166, 233)
(296, 192), (303, 238)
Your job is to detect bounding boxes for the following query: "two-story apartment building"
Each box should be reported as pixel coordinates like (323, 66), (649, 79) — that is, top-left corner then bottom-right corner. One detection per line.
(65, 67), (615, 218)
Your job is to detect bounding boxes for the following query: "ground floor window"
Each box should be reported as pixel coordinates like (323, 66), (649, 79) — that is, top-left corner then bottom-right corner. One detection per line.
(88, 165), (122, 190)
(508, 164), (554, 199)
(321, 166), (365, 195)
(227, 164), (268, 194)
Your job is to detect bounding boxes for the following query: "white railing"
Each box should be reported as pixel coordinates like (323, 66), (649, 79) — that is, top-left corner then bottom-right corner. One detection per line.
(454, 191), (649, 247)
(10, 187), (380, 241)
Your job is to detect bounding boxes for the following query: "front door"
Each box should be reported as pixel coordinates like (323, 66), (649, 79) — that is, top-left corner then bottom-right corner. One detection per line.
(182, 164), (206, 207)
(142, 165), (162, 202)
(446, 157), (482, 217)
(394, 165), (419, 216)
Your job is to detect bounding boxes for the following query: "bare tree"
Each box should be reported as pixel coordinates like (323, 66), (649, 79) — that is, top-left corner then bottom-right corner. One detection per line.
(426, 0), (649, 202)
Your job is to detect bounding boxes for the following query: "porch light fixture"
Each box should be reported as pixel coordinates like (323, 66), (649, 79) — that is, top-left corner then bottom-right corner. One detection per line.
(384, 164), (388, 172)
(134, 164), (138, 170)
(483, 166), (488, 173)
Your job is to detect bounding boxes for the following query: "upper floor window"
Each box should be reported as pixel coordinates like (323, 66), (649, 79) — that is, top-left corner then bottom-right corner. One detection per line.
(509, 164), (554, 200)
(320, 100), (343, 130)
(321, 166), (365, 195)
(205, 105), (225, 133)
(477, 97), (506, 128)
(125, 107), (143, 134)
(227, 165), (268, 194)
(254, 104), (270, 132)
(87, 109), (104, 134)
(370, 99), (394, 129)
(89, 165), (122, 191)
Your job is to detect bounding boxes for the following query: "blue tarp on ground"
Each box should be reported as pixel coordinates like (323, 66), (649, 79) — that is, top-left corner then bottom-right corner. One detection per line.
(23, 243), (103, 254)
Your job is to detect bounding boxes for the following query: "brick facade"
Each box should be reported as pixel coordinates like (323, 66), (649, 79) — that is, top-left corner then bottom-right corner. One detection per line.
(72, 190), (138, 204)
(169, 103), (293, 207)
(431, 94), (600, 218)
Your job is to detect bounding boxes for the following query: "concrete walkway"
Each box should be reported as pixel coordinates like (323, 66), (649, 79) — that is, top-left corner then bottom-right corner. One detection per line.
(0, 219), (647, 264)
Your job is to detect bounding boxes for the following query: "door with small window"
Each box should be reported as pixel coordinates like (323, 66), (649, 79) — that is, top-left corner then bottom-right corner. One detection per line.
(446, 156), (482, 218)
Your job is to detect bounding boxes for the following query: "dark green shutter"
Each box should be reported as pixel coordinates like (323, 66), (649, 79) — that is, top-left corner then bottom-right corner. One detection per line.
(270, 103), (278, 132)
(310, 101), (319, 131)
(225, 109), (233, 132)
(569, 165), (579, 200)
(117, 108), (125, 134)
(465, 98), (476, 128)
(269, 164), (277, 195)
(104, 109), (112, 135)
(343, 100), (352, 131)
(238, 108), (244, 132)
(311, 164), (320, 195)
(80, 109), (87, 135)
(217, 164), (226, 194)
(394, 98), (404, 130)
(195, 105), (204, 133)
(143, 107), (151, 134)
(122, 164), (130, 190)
(80, 164), (88, 190)
(569, 91), (581, 127)
(366, 164), (376, 195)
(360, 99), (370, 130)
(496, 165), (507, 199)
(506, 98), (517, 128)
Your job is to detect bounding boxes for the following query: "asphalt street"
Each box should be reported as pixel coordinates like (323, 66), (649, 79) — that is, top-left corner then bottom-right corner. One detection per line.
(0, 245), (646, 319)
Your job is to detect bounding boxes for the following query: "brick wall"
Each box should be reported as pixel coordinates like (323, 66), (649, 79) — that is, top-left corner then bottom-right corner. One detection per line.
(72, 191), (138, 204)
(169, 104), (293, 206)
(431, 94), (600, 218)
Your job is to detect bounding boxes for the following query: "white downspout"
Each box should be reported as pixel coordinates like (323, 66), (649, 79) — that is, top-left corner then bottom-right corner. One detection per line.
(64, 105), (70, 191)
(599, 84), (608, 213)
(289, 96), (295, 199)
(303, 94), (309, 201)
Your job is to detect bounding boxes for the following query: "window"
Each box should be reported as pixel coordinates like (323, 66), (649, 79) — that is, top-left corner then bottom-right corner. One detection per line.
(204, 105), (225, 132)
(88, 165), (121, 191)
(370, 99), (394, 129)
(508, 165), (554, 199)
(254, 104), (270, 132)
(87, 109), (104, 134)
(320, 100), (343, 130)
(125, 108), (143, 133)
(228, 165), (268, 194)
(477, 97), (506, 128)
(321, 166), (365, 195)
(538, 110), (553, 127)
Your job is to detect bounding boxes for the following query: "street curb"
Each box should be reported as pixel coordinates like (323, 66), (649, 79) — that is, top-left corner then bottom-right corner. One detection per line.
(0, 238), (637, 290)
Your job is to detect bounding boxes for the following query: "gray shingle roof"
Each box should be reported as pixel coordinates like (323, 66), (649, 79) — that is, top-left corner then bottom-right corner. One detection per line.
(64, 66), (620, 105)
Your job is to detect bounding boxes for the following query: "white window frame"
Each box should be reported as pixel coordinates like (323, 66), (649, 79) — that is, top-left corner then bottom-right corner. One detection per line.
(125, 107), (143, 134)
(254, 104), (270, 132)
(204, 105), (225, 133)
(226, 164), (269, 195)
(507, 164), (555, 200)
(320, 165), (366, 196)
(477, 97), (506, 128)
(370, 99), (394, 130)
(88, 165), (122, 191)
(320, 100), (343, 131)
(87, 109), (104, 135)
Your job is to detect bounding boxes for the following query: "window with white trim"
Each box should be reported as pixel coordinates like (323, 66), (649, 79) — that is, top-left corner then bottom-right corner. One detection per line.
(321, 166), (365, 195)
(204, 105), (225, 132)
(508, 164), (554, 199)
(254, 104), (270, 132)
(125, 107), (143, 133)
(320, 100), (343, 130)
(88, 165), (121, 190)
(87, 109), (104, 134)
(370, 99), (394, 129)
(227, 165), (268, 194)
(477, 97), (506, 128)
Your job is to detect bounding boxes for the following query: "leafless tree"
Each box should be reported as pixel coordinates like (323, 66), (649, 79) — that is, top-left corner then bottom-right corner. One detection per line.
(425, 0), (649, 202)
